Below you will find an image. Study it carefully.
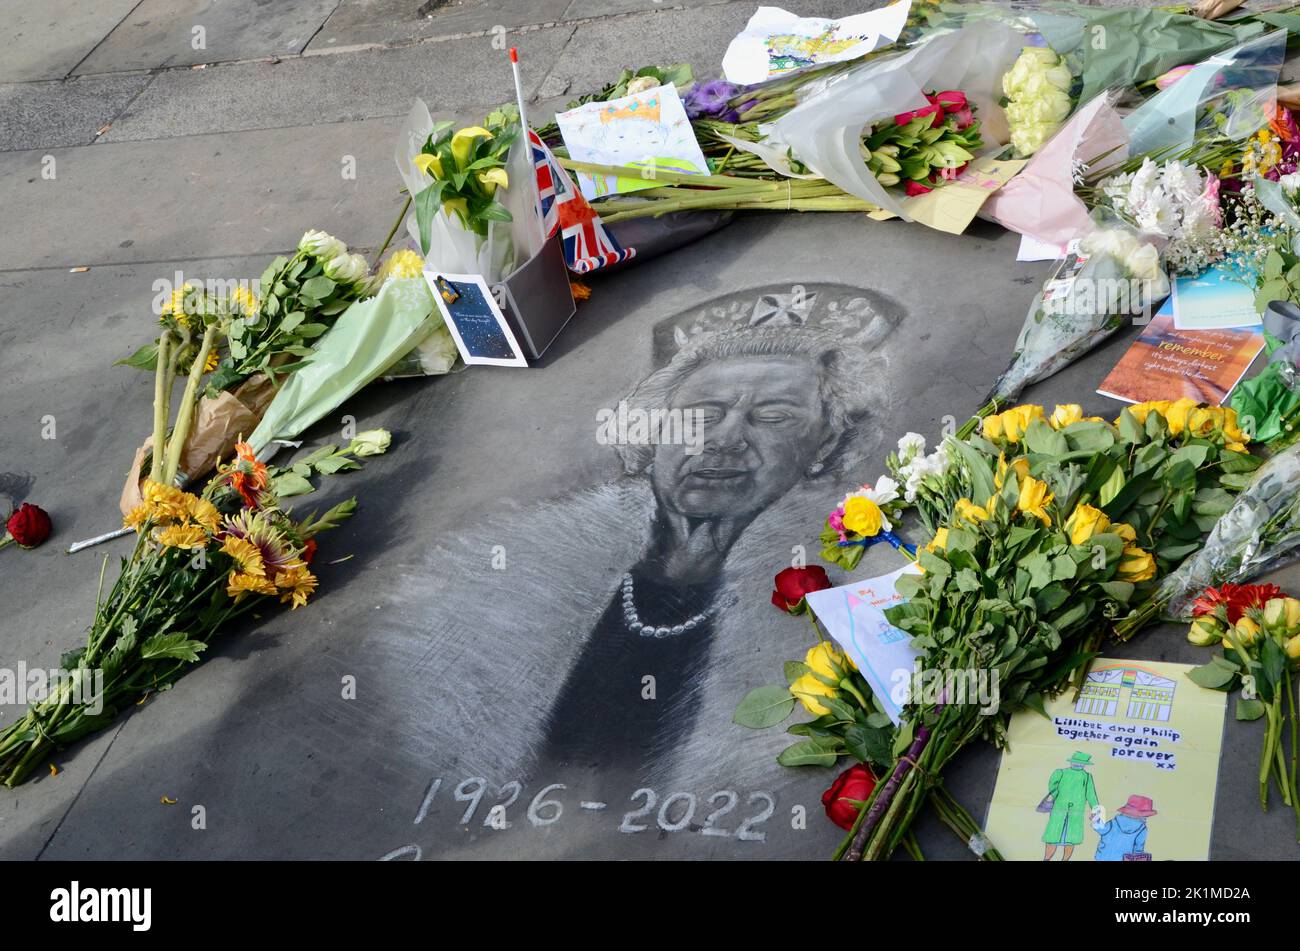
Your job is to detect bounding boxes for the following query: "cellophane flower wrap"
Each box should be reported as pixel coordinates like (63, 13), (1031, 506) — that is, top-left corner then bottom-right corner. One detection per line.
(1124, 439), (1300, 628)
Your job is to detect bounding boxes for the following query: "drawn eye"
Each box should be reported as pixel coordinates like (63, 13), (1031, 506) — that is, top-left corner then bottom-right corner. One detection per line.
(753, 410), (794, 424)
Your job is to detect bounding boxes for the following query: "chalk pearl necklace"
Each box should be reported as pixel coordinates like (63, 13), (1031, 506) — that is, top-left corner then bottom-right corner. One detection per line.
(621, 572), (711, 638)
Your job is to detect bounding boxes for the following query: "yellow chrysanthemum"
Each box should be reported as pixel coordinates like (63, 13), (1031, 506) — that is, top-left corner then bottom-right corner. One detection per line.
(156, 523), (208, 550)
(276, 565), (318, 610)
(227, 571), (277, 599)
(377, 248), (425, 282)
(187, 496), (222, 534)
(222, 536), (266, 578)
(123, 501), (154, 532)
(141, 481), (190, 523)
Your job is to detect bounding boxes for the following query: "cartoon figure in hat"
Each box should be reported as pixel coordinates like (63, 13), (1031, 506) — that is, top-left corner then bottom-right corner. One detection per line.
(1039, 751), (1100, 861)
(1092, 795), (1157, 861)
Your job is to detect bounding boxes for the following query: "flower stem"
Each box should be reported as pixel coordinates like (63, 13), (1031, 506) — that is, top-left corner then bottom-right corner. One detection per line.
(162, 324), (219, 486)
(148, 331), (173, 484)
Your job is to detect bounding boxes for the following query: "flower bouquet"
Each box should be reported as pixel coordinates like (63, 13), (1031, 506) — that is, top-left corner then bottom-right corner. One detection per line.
(0, 442), (373, 786)
(960, 221), (1169, 437)
(1184, 583), (1300, 832)
(813, 399), (1258, 858)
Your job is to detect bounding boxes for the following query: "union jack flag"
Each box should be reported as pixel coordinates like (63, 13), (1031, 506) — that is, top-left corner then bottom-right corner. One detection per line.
(528, 129), (635, 274)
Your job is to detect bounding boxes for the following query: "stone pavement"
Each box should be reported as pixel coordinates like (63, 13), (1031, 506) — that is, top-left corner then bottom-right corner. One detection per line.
(0, 0), (1295, 860)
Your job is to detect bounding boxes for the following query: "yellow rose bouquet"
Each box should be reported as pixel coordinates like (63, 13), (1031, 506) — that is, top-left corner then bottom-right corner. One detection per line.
(808, 399), (1261, 859)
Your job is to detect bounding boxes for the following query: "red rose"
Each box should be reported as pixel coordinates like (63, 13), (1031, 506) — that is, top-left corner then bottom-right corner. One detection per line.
(904, 179), (933, 197)
(771, 565), (831, 614)
(3, 503), (52, 550)
(893, 102), (943, 128)
(822, 764), (877, 831)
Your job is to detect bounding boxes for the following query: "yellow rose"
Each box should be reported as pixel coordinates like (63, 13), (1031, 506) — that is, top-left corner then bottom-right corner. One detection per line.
(805, 642), (846, 683)
(842, 496), (883, 537)
(1226, 616), (1261, 649)
(1116, 546), (1156, 582)
(1001, 405), (1045, 443)
(790, 673), (836, 716)
(955, 498), (991, 524)
(1112, 522), (1137, 543)
(1049, 404), (1083, 429)
(995, 453), (1031, 489)
(926, 527), (949, 553)
(1016, 475), (1054, 525)
(1286, 634), (1300, 662)
(1187, 407), (1222, 440)
(1263, 596), (1300, 637)
(1187, 616), (1224, 647)
(982, 413), (1004, 441)
(1065, 504), (1110, 545)
(1122, 401), (1171, 426)
(1163, 398), (1198, 437)
(1221, 408), (1248, 445)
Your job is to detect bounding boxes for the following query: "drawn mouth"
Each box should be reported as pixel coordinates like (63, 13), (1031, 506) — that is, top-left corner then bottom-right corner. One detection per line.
(688, 467), (751, 482)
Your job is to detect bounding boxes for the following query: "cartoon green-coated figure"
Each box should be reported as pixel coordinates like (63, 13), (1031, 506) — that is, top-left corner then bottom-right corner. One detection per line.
(1040, 751), (1099, 861)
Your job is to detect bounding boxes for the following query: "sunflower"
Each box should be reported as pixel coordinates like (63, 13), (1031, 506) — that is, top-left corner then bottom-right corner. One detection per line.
(156, 523), (208, 550)
(227, 571), (277, 599)
(275, 564), (318, 610)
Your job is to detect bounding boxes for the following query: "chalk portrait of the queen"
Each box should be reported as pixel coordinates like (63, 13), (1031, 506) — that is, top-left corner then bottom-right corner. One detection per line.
(384, 283), (903, 797)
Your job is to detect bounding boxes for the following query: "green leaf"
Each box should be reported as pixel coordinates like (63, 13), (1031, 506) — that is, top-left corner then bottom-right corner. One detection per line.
(949, 437), (997, 506)
(300, 276), (336, 301)
(140, 632), (208, 663)
(892, 717), (915, 757)
(783, 660), (811, 685)
(271, 471), (315, 498)
(279, 310), (305, 333)
(776, 739), (840, 767)
(1023, 419), (1068, 456)
(843, 724), (894, 766)
(733, 684), (796, 729)
(114, 342), (159, 371)
(1236, 698), (1266, 721)
(295, 323), (329, 338)
(413, 180), (446, 256)
(1187, 658), (1238, 690)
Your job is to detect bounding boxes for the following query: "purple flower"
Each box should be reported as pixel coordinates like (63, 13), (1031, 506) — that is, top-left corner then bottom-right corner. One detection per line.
(684, 79), (744, 123)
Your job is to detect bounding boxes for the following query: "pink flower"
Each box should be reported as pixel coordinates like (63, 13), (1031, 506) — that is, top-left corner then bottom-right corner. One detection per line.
(1155, 65), (1194, 90)
(828, 508), (847, 541)
(905, 179), (934, 196)
(1200, 172), (1222, 227)
(894, 103), (943, 128)
(931, 90), (968, 113)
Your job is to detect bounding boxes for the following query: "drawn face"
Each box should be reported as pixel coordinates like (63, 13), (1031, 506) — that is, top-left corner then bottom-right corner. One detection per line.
(651, 356), (829, 519)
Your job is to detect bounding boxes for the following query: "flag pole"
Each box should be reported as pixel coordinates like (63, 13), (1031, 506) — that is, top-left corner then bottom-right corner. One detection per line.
(510, 47), (548, 245)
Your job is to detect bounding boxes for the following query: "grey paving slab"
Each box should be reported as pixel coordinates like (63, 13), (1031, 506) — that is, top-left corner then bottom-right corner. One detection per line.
(74, 0), (343, 75)
(0, 117), (406, 271)
(0, 73), (155, 152)
(562, 0), (731, 18)
(100, 26), (573, 144)
(308, 0), (573, 51)
(538, 0), (879, 99)
(0, 0), (140, 82)
(0, 212), (1294, 860)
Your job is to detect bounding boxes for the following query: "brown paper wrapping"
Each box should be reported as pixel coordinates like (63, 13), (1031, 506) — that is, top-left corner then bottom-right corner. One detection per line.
(1277, 84), (1300, 111)
(119, 375), (277, 516)
(1194, 0), (1246, 19)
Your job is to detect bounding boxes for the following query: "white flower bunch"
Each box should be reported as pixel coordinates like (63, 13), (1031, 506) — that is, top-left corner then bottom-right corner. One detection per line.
(1098, 158), (1222, 274)
(892, 432), (952, 504)
(1079, 227), (1171, 299)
